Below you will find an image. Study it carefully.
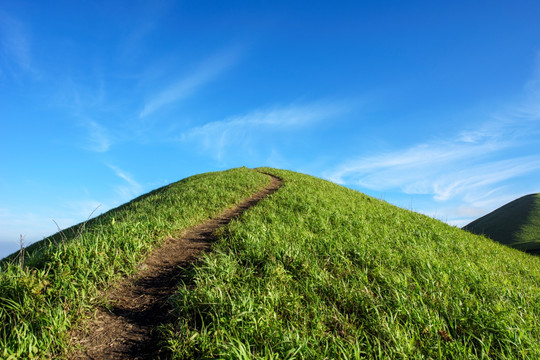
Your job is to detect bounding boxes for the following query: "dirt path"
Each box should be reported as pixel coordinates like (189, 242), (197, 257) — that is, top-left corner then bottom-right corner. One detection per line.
(71, 174), (282, 359)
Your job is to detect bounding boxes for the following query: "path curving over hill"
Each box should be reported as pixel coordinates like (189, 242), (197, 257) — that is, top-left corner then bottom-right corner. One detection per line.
(71, 173), (282, 359)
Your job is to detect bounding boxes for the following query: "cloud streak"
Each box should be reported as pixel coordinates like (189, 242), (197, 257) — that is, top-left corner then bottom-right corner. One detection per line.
(140, 47), (242, 118)
(107, 164), (143, 200)
(327, 135), (506, 195)
(0, 10), (34, 76)
(327, 124), (539, 196)
(325, 83), (540, 225)
(85, 120), (112, 152)
(181, 101), (348, 160)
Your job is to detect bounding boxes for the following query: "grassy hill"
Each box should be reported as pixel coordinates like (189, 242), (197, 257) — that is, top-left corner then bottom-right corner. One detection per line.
(1, 167), (539, 359)
(0, 167), (271, 359)
(463, 194), (540, 255)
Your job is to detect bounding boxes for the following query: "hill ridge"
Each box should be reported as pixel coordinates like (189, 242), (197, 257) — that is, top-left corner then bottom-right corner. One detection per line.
(464, 193), (540, 254)
(1, 168), (539, 359)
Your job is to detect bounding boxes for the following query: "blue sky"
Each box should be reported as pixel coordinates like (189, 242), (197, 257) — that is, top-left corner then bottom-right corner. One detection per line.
(1, 0), (540, 258)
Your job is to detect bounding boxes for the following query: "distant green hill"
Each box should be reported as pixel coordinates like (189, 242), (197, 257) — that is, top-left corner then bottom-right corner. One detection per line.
(463, 193), (540, 255)
(1, 168), (539, 359)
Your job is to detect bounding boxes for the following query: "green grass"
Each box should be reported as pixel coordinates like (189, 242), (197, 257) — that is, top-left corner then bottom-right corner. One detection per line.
(165, 168), (540, 359)
(0, 167), (270, 359)
(2, 167), (539, 359)
(464, 194), (540, 254)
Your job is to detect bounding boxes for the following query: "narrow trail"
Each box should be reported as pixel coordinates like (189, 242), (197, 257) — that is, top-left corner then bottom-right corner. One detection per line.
(71, 174), (282, 359)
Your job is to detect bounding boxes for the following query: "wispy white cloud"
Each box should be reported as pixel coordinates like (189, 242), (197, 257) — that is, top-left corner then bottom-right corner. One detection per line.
(430, 156), (540, 201)
(140, 47), (242, 118)
(115, 1), (178, 66)
(52, 76), (115, 152)
(326, 136), (504, 189)
(107, 164), (143, 200)
(181, 101), (349, 160)
(327, 127), (539, 200)
(0, 10), (34, 76)
(84, 120), (112, 152)
(325, 76), (540, 225)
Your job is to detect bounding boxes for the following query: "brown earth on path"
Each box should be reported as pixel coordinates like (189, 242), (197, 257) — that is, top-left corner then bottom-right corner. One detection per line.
(70, 174), (282, 360)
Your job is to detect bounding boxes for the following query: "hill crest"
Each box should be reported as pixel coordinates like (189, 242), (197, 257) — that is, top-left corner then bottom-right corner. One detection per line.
(464, 193), (540, 254)
(1, 167), (539, 359)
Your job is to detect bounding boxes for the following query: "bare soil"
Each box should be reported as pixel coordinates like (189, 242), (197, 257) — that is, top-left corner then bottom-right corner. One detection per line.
(71, 174), (282, 359)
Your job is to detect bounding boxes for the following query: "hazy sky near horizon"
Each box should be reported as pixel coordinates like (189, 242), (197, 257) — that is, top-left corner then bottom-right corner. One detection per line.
(1, 0), (540, 258)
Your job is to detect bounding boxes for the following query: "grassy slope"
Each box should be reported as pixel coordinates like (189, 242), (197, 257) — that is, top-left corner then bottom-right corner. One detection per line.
(166, 168), (540, 359)
(463, 194), (540, 254)
(0, 167), (270, 359)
